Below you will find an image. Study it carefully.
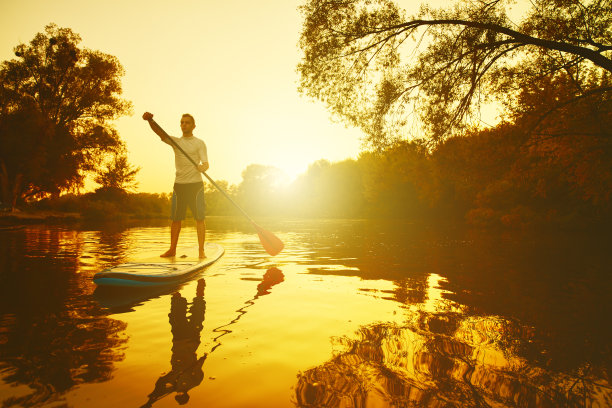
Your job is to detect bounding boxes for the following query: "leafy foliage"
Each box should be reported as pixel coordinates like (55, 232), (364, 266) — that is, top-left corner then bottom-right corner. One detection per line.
(94, 152), (141, 193)
(289, 159), (365, 217)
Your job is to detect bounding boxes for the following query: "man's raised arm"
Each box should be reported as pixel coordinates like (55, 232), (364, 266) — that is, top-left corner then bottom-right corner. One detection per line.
(142, 112), (170, 141)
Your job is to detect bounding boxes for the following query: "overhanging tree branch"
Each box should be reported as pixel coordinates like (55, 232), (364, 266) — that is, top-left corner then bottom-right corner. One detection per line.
(299, 0), (612, 145)
(383, 18), (612, 73)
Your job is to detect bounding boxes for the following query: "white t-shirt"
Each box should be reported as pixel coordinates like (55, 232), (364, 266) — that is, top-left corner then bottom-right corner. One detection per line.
(164, 135), (208, 184)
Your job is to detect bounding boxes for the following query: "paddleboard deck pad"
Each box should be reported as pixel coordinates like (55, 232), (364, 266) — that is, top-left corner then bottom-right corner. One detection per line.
(93, 242), (224, 287)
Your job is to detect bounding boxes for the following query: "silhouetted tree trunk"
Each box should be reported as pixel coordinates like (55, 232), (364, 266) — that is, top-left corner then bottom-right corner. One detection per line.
(0, 162), (22, 211)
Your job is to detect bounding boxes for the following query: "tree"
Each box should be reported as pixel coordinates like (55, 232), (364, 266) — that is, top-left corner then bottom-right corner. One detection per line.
(289, 159), (366, 217)
(360, 142), (430, 217)
(204, 179), (237, 215)
(499, 71), (612, 217)
(237, 164), (286, 215)
(94, 151), (141, 194)
(0, 24), (132, 209)
(298, 0), (612, 146)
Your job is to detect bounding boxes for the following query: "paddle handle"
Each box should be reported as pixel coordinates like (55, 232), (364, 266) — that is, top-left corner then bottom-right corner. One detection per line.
(148, 119), (256, 224)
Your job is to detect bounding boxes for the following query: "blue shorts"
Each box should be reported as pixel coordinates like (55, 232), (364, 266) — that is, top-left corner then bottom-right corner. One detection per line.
(171, 182), (206, 221)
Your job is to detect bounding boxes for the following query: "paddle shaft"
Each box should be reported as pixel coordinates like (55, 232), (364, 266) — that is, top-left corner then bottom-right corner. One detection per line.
(148, 119), (256, 224)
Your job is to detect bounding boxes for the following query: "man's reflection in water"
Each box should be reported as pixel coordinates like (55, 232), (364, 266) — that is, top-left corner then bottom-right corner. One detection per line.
(141, 268), (285, 407)
(142, 279), (207, 407)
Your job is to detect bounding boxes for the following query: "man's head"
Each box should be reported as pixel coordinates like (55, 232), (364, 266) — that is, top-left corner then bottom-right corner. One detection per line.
(180, 114), (196, 136)
(175, 392), (189, 405)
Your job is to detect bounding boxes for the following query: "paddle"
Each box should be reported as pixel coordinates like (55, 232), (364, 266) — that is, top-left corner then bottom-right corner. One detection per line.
(145, 116), (284, 256)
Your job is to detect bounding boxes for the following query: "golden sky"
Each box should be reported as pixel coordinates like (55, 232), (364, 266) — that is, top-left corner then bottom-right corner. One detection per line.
(0, 0), (364, 193)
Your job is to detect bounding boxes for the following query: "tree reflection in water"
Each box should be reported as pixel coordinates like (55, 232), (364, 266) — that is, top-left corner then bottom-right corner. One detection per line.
(0, 227), (128, 408)
(294, 310), (611, 408)
(289, 223), (611, 408)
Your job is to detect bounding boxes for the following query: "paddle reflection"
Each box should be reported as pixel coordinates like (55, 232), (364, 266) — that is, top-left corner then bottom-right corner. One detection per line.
(293, 310), (611, 408)
(211, 267), (285, 353)
(142, 279), (207, 407)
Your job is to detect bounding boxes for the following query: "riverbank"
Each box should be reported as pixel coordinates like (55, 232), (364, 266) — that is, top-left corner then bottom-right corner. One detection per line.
(0, 191), (171, 225)
(0, 209), (82, 226)
(0, 208), (167, 226)
(2, 207), (611, 236)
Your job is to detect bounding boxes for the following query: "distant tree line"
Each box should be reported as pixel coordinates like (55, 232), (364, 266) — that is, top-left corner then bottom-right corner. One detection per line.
(31, 103), (612, 226)
(231, 97), (612, 227)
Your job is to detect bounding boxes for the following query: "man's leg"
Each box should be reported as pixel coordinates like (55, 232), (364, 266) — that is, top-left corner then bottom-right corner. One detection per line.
(194, 183), (206, 258)
(162, 184), (186, 258)
(161, 220), (182, 257)
(196, 219), (206, 258)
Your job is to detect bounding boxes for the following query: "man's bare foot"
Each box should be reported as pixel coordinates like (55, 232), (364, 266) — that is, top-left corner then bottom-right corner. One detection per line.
(160, 249), (176, 258)
(199, 249), (206, 259)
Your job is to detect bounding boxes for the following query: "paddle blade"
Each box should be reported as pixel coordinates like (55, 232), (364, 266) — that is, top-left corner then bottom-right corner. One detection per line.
(253, 224), (284, 256)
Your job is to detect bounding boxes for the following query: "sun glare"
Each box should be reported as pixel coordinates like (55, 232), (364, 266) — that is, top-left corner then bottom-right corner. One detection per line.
(272, 159), (308, 185)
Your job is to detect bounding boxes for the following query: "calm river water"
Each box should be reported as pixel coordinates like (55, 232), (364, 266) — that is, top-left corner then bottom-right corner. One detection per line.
(0, 217), (610, 408)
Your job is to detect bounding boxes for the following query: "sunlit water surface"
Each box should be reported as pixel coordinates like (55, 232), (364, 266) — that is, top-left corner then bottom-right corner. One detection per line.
(0, 218), (610, 408)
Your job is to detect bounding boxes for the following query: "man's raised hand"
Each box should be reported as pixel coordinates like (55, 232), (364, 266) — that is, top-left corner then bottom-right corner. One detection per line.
(142, 112), (153, 121)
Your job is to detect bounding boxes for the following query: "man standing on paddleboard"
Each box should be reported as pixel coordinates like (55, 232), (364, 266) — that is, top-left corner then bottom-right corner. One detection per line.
(143, 112), (209, 258)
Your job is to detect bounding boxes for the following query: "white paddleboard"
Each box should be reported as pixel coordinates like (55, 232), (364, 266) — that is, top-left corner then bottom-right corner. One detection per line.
(93, 242), (224, 287)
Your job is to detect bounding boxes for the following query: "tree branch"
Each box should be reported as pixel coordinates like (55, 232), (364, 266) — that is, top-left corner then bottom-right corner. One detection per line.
(384, 18), (612, 73)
